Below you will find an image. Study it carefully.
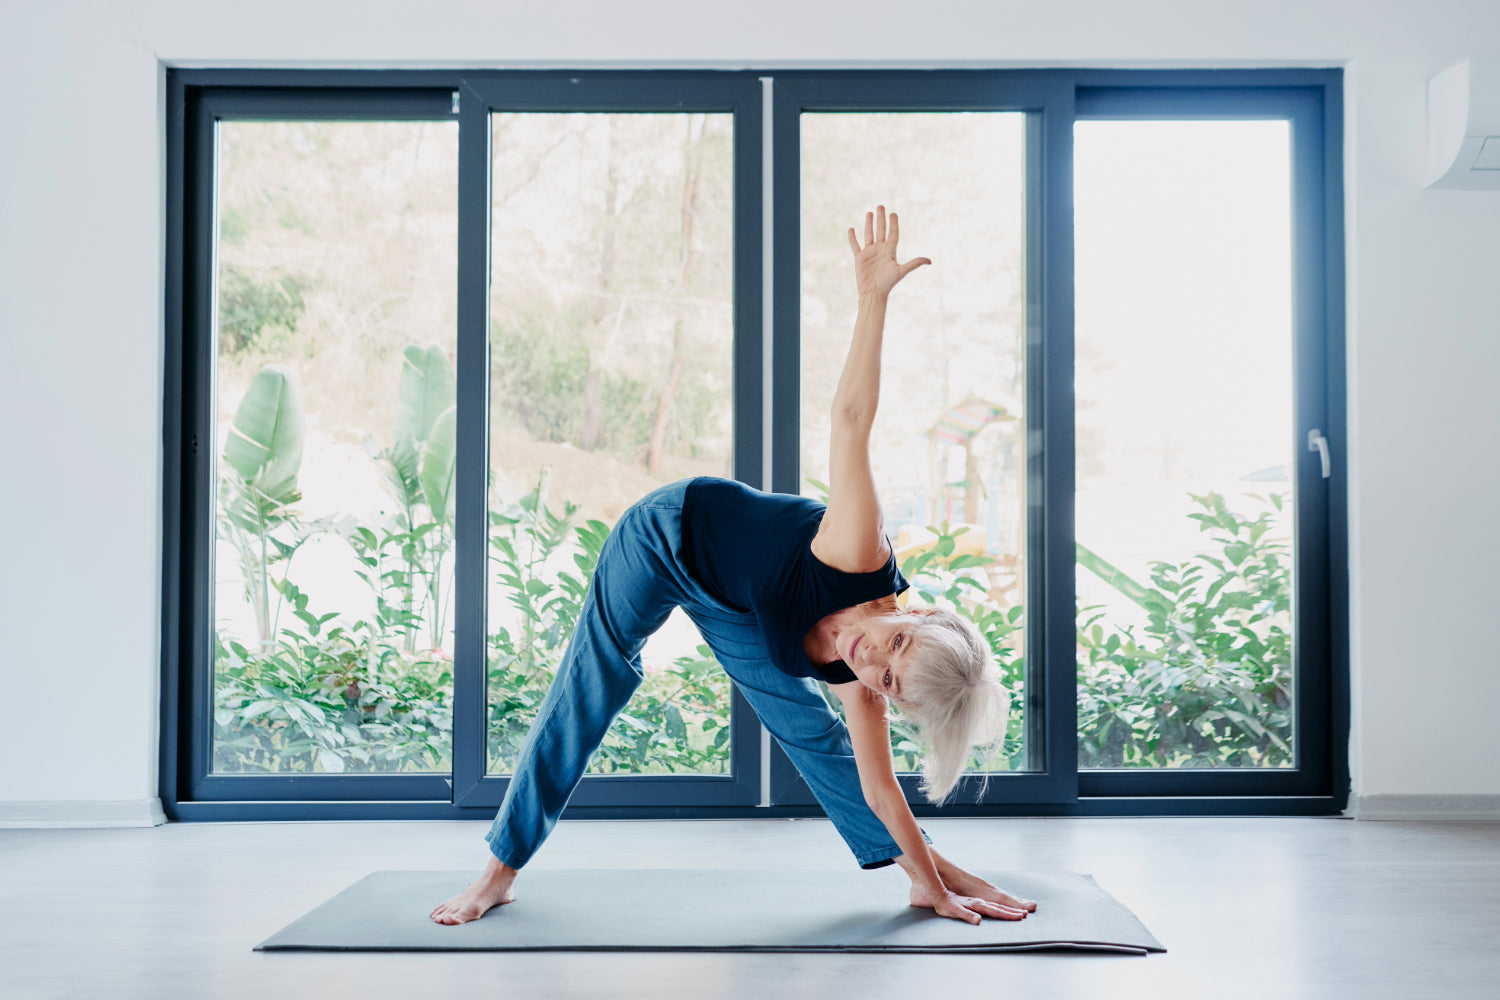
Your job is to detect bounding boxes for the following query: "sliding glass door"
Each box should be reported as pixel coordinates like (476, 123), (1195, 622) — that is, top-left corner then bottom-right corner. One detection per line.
(1071, 84), (1339, 800)
(165, 70), (1344, 819)
(768, 74), (1081, 807)
(449, 75), (767, 809)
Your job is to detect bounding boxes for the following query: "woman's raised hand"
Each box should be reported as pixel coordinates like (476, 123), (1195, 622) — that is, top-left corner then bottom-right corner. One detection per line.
(847, 204), (931, 297)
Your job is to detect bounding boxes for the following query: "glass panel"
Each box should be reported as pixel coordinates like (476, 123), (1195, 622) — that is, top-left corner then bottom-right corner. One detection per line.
(801, 112), (1030, 774)
(211, 120), (459, 774)
(1074, 120), (1295, 769)
(485, 113), (735, 776)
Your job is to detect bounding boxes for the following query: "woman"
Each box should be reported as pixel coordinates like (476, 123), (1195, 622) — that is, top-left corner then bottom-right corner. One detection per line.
(431, 206), (1037, 927)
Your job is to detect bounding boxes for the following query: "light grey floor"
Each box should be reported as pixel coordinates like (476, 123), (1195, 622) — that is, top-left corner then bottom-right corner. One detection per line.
(3, 815), (1498, 999)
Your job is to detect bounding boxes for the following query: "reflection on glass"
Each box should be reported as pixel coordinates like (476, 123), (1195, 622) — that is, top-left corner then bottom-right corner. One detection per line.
(211, 120), (459, 774)
(801, 112), (1030, 774)
(1074, 120), (1295, 770)
(485, 113), (735, 776)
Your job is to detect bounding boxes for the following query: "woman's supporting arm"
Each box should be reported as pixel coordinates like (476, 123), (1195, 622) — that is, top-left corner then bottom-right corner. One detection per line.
(837, 682), (1022, 924)
(838, 683), (944, 893)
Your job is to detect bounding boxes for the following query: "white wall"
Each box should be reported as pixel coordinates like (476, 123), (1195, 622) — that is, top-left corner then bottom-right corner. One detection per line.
(2, 0), (1497, 813)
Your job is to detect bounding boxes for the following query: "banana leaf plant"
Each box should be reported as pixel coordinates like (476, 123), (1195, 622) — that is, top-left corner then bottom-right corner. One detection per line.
(217, 363), (310, 650)
(358, 343), (457, 653)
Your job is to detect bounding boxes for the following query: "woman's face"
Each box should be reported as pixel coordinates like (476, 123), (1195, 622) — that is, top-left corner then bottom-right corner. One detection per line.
(838, 611), (927, 701)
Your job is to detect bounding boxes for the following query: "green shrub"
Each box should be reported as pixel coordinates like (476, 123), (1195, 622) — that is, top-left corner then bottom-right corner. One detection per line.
(482, 481), (732, 775)
(213, 476), (732, 776)
(213, 367), (1291, 779)
(212, 580), (452, 774)
(1076, 491), (1293, 768)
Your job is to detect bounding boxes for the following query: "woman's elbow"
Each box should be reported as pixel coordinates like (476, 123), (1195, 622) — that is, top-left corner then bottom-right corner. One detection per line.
(832, 403), (875, 434)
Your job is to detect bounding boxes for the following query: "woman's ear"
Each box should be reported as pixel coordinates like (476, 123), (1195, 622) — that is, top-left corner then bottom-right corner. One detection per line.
(905, 605), (942, 618)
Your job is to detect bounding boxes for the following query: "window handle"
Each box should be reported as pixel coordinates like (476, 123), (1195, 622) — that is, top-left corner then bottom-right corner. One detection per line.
(1307, 429), (1331, 478)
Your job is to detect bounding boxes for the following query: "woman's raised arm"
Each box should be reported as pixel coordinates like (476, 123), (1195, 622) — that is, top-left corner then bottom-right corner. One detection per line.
(810, 205), (931, 573)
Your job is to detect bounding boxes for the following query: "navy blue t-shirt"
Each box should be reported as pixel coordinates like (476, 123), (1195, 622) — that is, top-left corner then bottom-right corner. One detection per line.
(680, 477), (908, 684)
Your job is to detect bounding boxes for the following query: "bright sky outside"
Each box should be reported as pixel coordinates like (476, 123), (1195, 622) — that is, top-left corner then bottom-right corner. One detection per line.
(1075, 119), (1294, 627)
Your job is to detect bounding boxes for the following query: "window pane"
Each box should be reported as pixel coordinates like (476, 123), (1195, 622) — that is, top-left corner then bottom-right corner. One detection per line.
(211, 120), (459, 774)
(485, 113), (736, 776)
(1074, 120), (1295, 770)
(801, 112), (1031, 774)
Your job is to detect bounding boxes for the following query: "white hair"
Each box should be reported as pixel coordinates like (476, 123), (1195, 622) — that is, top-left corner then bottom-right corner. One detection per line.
(895, 607), (1012, 805)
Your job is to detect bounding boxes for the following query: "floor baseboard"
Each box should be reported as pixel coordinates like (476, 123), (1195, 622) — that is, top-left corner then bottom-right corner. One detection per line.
(0, 798), (168, 828)
(5, 796), (1495, 825)
(1345, 793), (1500, 820)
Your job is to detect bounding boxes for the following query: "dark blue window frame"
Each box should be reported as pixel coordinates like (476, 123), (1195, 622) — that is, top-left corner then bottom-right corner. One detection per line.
(161, 68), (1347, 823)
(1070, 76), (1347, 803)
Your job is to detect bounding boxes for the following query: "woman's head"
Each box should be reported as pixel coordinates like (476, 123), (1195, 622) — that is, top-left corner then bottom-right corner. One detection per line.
(839, 604), (1010, 805)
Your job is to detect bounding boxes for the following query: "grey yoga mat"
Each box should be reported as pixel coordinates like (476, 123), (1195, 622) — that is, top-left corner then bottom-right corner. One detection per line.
(255, 869), (1166, 954)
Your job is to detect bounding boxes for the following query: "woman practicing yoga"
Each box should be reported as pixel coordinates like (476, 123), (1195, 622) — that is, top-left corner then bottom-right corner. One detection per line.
(431, 205), (1038, 927)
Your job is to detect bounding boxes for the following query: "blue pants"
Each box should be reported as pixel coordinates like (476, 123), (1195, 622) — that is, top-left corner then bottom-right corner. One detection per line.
(484, 478), (928, 870)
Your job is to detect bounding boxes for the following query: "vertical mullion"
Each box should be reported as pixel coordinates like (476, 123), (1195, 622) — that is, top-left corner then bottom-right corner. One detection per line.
(1037, 82), (1080, 801)
(451, 83), (492, 803)
(734, 79), (766, 491)
(185, 93), (217, 801)
(759, 75), (777, 806)
(1022, 109), (1047, 777)
(729, 74), (771, 803)
(767, 78), (804, 804)
(769, 82), (803, 498)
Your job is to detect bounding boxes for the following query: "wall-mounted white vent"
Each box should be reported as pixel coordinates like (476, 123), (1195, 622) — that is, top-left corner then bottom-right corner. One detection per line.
(1427, 56), (1500, 189)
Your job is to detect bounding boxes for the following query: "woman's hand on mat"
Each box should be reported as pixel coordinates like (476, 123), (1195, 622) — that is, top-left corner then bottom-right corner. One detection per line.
(926, 849), (1039, 915)
(945, 875), (1038, 916)
(923, 888), (1031, 925)
(847, 204), (931, 298)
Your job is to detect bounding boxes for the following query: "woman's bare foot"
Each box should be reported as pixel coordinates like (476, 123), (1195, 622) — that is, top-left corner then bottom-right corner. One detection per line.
(430, 856), (519, 925)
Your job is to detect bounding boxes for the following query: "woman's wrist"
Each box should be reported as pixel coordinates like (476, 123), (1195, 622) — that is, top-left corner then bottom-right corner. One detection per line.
(894, 852), (947, 895)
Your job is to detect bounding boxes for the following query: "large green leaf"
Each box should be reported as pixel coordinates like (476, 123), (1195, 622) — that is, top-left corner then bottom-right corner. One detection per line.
(1076, 541), (1174, 617)
(419, 405), (457, 527)
(222, 363), (304, 498)
(393, 343), (456, 461)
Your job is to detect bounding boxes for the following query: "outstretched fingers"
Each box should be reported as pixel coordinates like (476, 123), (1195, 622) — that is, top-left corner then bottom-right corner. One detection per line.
(967, 880), (1038, 912)
(948, 897), (1027, 923)
(974, 899), (1029, 921)
(848, 226), (861, 256)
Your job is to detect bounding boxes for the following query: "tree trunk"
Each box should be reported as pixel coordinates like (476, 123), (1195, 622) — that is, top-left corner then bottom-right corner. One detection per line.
(646, 115), (702, 475)
(580, 117), (617, 452)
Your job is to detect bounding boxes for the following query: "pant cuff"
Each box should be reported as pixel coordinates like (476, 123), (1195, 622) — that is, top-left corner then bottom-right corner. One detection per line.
(483, 830), (527, 870)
